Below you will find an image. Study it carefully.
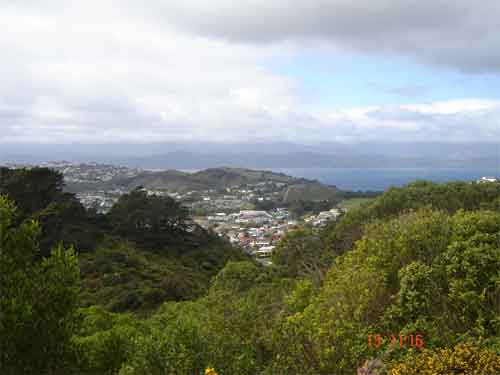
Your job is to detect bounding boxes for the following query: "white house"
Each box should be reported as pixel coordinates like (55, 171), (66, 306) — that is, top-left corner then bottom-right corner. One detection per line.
(477, 176), (498, 183)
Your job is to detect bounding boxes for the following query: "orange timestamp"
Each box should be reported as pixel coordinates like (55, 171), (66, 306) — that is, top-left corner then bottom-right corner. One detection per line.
(368, 333), (423, 349)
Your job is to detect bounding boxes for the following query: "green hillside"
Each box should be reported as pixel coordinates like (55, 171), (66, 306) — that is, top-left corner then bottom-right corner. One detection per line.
(0, 167), (247, 312)
(190, 167), (299, 187)
(339, 197), (374, 210)
(283, 182), (337, 202)
(2, 169), (500, 375)
(68, 166), (317, 193)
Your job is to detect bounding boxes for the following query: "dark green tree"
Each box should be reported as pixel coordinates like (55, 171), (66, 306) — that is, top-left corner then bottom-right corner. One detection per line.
(272, 227), (325, 283)
(107, 188), (189, 248)
(0, 195), (81, 374)
(0, 167), (67, 217)
(33, 198), (103, 256)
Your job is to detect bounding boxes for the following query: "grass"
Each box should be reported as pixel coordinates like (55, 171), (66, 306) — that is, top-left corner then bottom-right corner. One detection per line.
(340, 197), (374, 211)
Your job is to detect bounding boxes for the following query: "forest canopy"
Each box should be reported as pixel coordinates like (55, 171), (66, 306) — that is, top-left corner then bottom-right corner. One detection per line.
(1, 169), (499, 374)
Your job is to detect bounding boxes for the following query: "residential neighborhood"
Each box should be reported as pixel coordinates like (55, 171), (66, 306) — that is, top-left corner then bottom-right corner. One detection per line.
(4, 162), (346, 262)
(195, 207), (345, 263)
(10, 162), (498, 265)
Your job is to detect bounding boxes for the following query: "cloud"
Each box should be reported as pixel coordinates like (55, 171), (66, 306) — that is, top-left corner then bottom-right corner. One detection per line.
(0, 1), (498, 146)
(146, 0), (500, 73)
(344, 99), (500, 142)
(0, 2), (299, 142)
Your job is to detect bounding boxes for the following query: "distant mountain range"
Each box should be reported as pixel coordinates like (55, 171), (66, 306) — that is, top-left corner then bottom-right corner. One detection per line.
(1, 142), (498, 169)
(116, 151), (499, 170)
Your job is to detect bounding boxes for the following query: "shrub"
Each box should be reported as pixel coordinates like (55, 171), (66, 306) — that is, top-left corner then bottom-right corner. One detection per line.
(388, 342), (500, 375)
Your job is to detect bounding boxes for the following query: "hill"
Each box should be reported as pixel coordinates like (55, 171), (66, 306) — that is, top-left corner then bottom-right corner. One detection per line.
(283, 182), (338, 202)
(78, 180), (500, 375)
(63, 165), (339, 203)
(0, 167), (248, 313)
(3, 175), (500, 375)
(108, 167), (314, 193)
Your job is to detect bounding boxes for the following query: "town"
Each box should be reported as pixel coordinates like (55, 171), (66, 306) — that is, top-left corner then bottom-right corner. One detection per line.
(7, 161), (499, 264)
(4, 162), (346, 263)
(195, 206), (343, 264)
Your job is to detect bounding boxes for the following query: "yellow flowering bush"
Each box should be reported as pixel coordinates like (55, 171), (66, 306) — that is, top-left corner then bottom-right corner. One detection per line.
(205, 367), (218, 375)
(389, 343), (500, 375)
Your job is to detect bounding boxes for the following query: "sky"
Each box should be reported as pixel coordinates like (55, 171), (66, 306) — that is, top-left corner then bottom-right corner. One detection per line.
(1, 0), (500, 145)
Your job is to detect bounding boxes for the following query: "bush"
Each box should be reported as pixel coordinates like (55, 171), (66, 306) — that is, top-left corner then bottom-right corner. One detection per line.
(73, 306), (139, 375)
(388, 342), (500, 375)
(0, 195), (81, 374)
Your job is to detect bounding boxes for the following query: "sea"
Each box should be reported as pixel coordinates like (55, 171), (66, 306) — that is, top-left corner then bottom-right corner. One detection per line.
(265, 168), (500, 191)
(178, 167), (500, 192)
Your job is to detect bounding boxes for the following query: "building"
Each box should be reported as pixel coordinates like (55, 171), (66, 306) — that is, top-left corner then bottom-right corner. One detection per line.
(238, 210), (272, 224)
(477, 176), (499, 183)
(256, 245), (275, 258)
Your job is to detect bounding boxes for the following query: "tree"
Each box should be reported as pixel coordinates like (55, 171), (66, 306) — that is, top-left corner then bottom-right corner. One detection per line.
(323, 180), (500, 258)
(107, 188), (189, 248)
(272, 227), (325, 283)
(119, 304), (207, 375)
(202, 262), (292, 375)
(0, 167), (67, 217)
(272, 208), (500, 374)
(73, 306), (140, 375)
(0, 195), (81, 374)
(33, 198), (103, 257)
(288, 200), (335, 218)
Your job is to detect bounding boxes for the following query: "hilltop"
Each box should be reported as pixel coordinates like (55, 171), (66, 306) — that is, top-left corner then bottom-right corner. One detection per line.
(47, 164), (338, 203)
(94, 167), (320, 193)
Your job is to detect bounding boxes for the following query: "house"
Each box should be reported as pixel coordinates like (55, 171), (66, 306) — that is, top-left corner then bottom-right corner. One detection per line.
(207, 213), (229, 222)
(239, 210), (272, 224)
(256, 246), (275, 258)
(477, 176), (499, 183)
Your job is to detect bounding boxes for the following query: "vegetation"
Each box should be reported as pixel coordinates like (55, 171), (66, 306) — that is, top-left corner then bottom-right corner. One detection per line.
(0, 168), (247, 312)
(72, 166), (312, 194)
(339, 197), (374, 211)
(268, 208), (500, 373)
(79, 237), (243, 312)
(283, 183), (337, 204)
(272, 226), (326, 283)
(1, 168), (499, 374)
(0, 196), (80, 374)
(388, 342), (500, 375)
(288, 199), (337, 218)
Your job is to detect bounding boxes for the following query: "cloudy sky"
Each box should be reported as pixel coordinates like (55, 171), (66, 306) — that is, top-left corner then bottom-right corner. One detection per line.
(1, 0), (500, 145)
